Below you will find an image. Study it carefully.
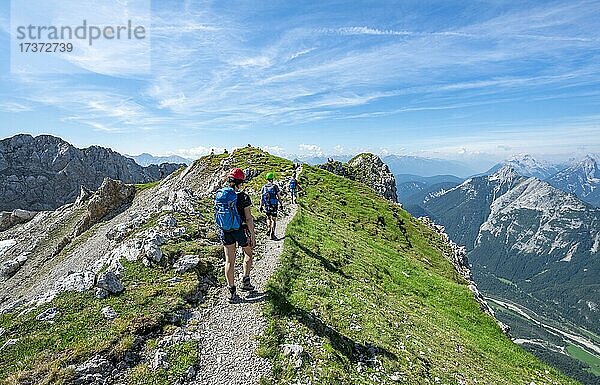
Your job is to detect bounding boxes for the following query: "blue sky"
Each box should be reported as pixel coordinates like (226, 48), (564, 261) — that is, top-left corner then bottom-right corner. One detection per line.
(0, 0), (599, 167)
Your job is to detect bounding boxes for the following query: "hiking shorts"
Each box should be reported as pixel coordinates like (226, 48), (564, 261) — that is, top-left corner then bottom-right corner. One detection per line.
(290, 188), (298, 196)
(219, 227), (249, 247)
(265, 204), (278, 217)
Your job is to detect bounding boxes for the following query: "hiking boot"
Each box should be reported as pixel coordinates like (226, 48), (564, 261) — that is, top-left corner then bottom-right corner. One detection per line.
(228, 286), (239, 303)
(241, 276), (255, 292)
(270, 232), (277, 240)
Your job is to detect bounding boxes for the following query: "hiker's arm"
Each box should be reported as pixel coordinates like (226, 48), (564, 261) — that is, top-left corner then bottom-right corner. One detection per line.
(244, 206), (256, 247)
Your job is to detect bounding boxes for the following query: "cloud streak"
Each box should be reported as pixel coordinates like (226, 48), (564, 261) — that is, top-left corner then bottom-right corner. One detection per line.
(0, 0), (598, 156)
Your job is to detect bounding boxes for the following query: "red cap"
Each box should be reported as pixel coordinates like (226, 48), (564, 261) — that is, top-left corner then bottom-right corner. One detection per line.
(228, 168), (245, 180)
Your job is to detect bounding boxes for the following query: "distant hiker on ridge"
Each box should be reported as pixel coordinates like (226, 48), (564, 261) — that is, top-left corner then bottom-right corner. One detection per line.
(289, 174), (302, 204)
(214, 168), (256, 303)
(260, 171), (283, 240)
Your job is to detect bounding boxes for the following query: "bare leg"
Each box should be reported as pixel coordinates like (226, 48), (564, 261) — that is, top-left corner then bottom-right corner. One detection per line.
(224, 244), (237, 287)
(272, 217), (277, 237)
(242, 246), (253, 277)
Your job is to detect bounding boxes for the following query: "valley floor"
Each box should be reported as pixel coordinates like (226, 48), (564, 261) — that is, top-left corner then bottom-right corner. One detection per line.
(487, 296), (600, 383)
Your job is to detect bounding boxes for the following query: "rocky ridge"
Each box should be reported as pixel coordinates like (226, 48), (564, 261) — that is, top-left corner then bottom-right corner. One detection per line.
(0, 134), (186, 212)
(0, 147), (298, 384)
(319, 153), (398, 202)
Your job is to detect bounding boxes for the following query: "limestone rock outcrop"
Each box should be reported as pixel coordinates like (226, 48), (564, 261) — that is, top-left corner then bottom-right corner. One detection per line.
(0, 134), (185, 211)
(319, 153), (398, 202)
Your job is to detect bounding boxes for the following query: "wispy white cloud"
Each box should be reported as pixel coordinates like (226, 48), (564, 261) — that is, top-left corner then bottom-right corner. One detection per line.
(171, 145), (214, 159)
(0, 101), (33, 113)
(264, 145), (286, 156)
(298, 144), (324, 156)
(324, 26), (413, 36)
(0, 0), (599, 156)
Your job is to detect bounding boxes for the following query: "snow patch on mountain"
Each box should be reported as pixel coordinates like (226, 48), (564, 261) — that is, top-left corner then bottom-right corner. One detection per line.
(592, 233), (600, 253)
(488, 155), (563, 180)
(423, 186), (461, 203)
(560, 243), (578, 262)
(547, 155), (600, 207)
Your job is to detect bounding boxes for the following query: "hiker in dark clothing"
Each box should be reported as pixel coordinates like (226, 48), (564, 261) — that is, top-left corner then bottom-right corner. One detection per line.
(259, 171), (283, 240)
(289, 175), (301, 204)
(214, 168), (256, 303)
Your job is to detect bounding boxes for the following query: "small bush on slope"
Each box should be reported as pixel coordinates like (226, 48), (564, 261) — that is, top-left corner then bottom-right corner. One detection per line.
(261, 166), (578, 385)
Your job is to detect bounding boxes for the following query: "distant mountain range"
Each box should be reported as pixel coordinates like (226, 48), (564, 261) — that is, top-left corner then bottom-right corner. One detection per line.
(395, 174), (463, 216)
(0, 135), (186, 211)
(547, 155), (600, 208)
(383, 155), (479, 178)
(127, 153), (193, 167)
(393, 154), (600, 208)
(484, 154), (565, 180)
(402, 164), (600, 383)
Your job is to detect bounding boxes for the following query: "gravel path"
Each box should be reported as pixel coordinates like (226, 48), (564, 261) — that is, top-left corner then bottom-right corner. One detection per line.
(192, 194), (299, 385)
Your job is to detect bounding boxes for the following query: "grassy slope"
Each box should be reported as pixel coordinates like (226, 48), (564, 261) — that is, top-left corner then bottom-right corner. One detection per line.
(0, 262), (199, 384)
(261, 165), (578, 385)
(566, 345), (600, 377)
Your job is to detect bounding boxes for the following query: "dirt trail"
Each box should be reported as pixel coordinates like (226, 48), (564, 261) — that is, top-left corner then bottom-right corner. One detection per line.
(192, 176), (300, 385)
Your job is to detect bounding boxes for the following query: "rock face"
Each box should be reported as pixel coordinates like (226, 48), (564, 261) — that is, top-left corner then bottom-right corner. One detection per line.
(319, 153), (398, 202)
(0, 134), (186, 211)
(72, 178), (137, 238)
(318, 160), (352, 178)
(348, 154), (398, 202)
(0, 209), (37, 231)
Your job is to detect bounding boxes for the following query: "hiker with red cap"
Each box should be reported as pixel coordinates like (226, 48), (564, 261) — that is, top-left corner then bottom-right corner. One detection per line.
(214, 168), (256, 303)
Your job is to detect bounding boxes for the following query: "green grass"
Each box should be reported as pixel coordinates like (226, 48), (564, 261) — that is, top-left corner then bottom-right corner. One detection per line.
(261, 165), (579, 385)
(0, 261), (200, 384)
(135, 181), (161, 192)
(497, 276), (518, 288)
(127, 341), (199, 385)
(566, 345), (600, 376)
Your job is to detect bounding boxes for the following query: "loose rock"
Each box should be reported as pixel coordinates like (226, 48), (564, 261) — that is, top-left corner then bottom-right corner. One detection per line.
(0, 338), (18, 351)
(152, 350), (169, 370)
(95, 271), (124, 294)
(95, 288), (109, 299)
(101, 306), (118, 320)
(173, 254), (200, 274)
(36, 307), (59, 322)
(282, 343), (304, 357)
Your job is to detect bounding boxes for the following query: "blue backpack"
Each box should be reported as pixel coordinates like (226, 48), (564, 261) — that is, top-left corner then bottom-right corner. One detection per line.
(289, 179), (297, 189)
(262, 183), (279, 206)
(214, 187), (241, 231)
